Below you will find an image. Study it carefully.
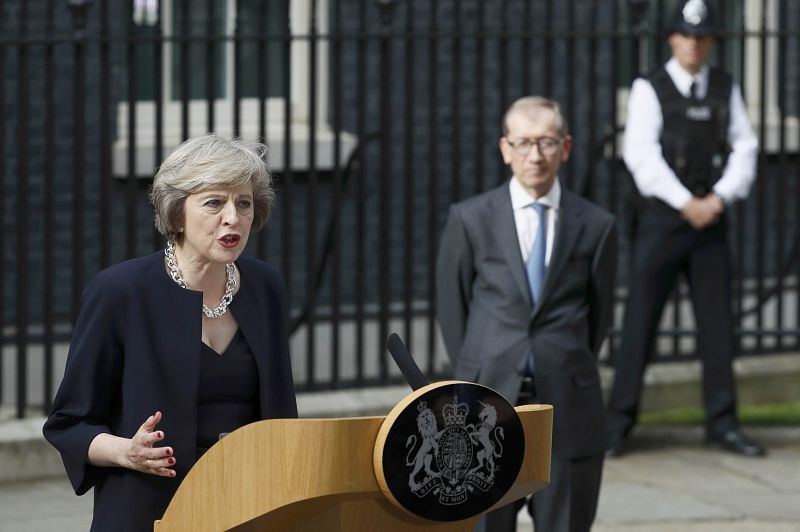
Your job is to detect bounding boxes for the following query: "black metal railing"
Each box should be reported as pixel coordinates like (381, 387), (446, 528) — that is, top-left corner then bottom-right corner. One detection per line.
(1, 0), (799, 418)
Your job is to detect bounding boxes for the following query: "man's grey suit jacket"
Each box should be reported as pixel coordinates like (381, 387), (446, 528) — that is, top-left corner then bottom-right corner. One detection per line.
(436, 181), (617, 459)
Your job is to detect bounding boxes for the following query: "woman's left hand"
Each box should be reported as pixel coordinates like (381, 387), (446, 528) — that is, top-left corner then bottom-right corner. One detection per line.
(122, 411), (177, 477)
(87, 410), (177, 477)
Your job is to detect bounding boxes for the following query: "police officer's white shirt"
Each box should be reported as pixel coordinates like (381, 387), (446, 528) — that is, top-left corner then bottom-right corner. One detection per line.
(623, 57), (759, 210)
(510, 176), (559, 266)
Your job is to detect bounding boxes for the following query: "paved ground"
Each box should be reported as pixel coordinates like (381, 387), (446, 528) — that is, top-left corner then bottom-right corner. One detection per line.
(589, 425), (800, 532)
(1, 425), (798, 531)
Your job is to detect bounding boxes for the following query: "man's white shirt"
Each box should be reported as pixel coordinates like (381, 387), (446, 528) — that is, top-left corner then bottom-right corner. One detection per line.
(510, 177), (560, 266)
(623, 57), (759, 210)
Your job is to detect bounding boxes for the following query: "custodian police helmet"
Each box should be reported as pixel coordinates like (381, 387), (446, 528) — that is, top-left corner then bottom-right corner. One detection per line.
(670, 0), (719, 37)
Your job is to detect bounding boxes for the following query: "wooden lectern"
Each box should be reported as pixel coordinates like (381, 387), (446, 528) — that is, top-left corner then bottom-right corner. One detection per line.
(154, 381), (552, 531)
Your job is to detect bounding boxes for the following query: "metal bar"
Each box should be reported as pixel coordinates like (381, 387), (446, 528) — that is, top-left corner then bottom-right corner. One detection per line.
(654, 0), (676, 358)
(126, 2), (138, 259)
(523, 0), (531, 95)
(544, 0), (553, 97)
(587, 0), (598, 203)
(153, 0), (164, 249)
(180, 0), (189, 140)
(755, 0), (769, 352)
(99, 0), (111, 267)
(0, 0), (5, 400)
(305, 0), (318, 388)
(15, 0), (30, 418)
(378, 9), (391, 384)
(281, 0), (293, 310)
(655, 0), (665, 65)
(206, 0), (215, 130)
(775, 0), (788, 350)
(255, 0), (269, 260)
(354, 0), (367, 385)
(233, 0), (241, 138)
(426, 0), (438, 374)
(330, 0), (343, 388)
(739, 4), (747, 81)
(669, 289), (681, 357)
(668, 0), (681, 360)
(717, 0), (727, 67)
(608, 0), (619, 212)
(498, 0), (509, 183)
(474, 0), (485, 195)
(735, 0), (748, 332)
(564, 0), (575, 189)
(734, 197), (745, 332)
(42, 0), (57, 415)
(795, 1), (800, 337)
(450, 0), (461, 203)
(259, 0), (268, 143)
(71, 6), (87, 323)
(402, 0), (414, 359)
(714, 14), (742, 350)
(608, 0), (621, 358)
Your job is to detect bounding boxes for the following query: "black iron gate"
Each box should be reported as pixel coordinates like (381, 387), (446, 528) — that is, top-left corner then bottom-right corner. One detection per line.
(1, 0), (799, 418)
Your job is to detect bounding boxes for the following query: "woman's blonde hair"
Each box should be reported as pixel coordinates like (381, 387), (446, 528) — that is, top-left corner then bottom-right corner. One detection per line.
(149, 134), (275, 242)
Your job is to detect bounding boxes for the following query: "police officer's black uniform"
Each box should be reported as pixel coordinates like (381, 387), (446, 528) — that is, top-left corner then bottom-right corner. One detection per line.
(606, 0), (765, 458)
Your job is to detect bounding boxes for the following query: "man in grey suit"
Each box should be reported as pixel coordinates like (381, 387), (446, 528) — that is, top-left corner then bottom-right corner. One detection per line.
(436, 96), (617, 532)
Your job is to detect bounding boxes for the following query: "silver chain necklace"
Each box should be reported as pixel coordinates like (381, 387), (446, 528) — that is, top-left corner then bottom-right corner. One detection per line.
(164, 241), (236, 319)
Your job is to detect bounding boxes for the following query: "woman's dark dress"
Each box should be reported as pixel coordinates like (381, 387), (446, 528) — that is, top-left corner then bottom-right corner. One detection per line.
(196, 330), (260, 456)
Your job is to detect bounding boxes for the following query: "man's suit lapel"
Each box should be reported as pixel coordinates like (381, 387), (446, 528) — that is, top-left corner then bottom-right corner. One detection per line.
(532, 189), (585, 320)
(492, 186), (533, 307)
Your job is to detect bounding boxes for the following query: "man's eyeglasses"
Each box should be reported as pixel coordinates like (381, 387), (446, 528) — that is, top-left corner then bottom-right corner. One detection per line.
(506, 137), (562, 156)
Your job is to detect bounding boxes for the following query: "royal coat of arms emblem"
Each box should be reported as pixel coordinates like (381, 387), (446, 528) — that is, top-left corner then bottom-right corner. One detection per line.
(377, 381), (525, 522)
(405, 395), (506, 506)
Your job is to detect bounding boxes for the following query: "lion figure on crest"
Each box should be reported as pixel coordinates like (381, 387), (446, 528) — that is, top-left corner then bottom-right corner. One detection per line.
(406, 402), (441, 490)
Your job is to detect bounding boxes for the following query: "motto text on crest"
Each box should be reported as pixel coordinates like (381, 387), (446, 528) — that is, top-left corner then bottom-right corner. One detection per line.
(405, 396), (506, 506)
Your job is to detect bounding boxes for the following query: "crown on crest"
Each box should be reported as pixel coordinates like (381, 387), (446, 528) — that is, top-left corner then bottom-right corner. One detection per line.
(442, 395), (469, 426)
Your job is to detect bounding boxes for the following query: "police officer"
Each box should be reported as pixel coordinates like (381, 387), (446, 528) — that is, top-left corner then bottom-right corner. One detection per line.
(606, 0), (765, 457)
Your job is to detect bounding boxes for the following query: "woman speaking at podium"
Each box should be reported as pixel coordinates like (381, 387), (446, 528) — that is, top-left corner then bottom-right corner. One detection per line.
(43, 135), (298, 531)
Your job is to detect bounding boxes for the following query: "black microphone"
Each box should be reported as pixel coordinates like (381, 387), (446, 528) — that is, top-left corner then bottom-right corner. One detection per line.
(386, 333), (430, 391)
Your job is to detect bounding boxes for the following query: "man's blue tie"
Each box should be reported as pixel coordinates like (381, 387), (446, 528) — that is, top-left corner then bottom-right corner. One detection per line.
(525, 203), (548, 377)
(527, 203), (549, 305)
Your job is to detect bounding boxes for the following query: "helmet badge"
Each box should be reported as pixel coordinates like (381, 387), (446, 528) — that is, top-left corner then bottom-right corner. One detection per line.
(682, 0), (708, 26)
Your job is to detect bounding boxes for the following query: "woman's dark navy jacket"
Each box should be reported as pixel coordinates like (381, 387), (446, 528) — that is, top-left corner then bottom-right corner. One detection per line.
(43, 251), (298, 531)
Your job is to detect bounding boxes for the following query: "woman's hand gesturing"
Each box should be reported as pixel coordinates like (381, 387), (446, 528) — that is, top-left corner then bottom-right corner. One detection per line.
(122, 411), (176, 477)
(87, 410), (176, 478)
